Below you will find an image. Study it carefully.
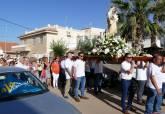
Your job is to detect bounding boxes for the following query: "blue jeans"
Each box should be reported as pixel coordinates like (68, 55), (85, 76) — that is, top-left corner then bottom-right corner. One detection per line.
(74, 76), (86, 98)
(162, 83), (165, 95)
(121, 79), (132, 112)
(145, 87), (162, 114)
(162, 83), (165, 103)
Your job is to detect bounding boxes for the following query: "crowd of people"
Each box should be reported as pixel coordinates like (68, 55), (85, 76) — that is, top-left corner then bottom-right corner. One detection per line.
(0, 52), (104, 103)
(0, 52), (165, 114)
(120, 53), (165, 114)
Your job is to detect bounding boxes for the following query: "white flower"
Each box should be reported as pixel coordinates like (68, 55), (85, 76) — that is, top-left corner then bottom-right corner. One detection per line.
(104, 48), (110, 54)
(88, 52), (91, 55)
(92, 49), (97, 53)
(118, 49), (122, 54)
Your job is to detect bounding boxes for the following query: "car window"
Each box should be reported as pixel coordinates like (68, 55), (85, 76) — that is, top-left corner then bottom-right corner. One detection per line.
(0, 71), (47, 99)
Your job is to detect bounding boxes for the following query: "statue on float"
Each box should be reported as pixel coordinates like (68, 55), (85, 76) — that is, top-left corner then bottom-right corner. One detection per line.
(107, 6), (119, 36)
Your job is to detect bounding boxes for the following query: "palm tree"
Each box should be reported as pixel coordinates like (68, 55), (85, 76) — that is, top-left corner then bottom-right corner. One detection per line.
(149, 0), (165, 47)
(112, 0), (165, 51)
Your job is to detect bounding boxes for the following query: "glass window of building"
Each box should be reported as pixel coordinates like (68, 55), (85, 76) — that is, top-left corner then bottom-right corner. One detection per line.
(67, 31), (71, 37)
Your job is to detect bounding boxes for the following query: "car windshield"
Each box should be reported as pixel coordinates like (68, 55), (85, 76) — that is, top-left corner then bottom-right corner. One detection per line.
(0, 71), (47, 100)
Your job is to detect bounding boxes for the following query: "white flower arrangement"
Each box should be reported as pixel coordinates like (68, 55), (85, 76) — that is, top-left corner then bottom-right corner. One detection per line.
(91, 35), (131, 57)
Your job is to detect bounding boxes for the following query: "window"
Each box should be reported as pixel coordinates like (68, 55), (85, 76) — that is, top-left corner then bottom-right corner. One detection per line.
(67, 32), (71, 37)
(40, 36), (44, 44)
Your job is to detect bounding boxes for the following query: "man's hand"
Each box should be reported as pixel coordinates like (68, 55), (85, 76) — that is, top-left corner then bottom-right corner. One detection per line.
(131, 61), (135, 66)
(73, 76), (77, 80)
(156, 89), (162, 95)
(126, 71), (131, 75)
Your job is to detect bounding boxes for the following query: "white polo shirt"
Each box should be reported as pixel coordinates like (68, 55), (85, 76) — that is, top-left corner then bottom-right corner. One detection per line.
(64, 58), (73, 79)
(120, 61), (133, 80)
(60, 59), (65, 69)
(147, 63), (164, 89)
(73, 59), (85, 77)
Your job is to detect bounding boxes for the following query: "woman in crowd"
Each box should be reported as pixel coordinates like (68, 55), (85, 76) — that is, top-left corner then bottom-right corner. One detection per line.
(51, 56), (60, 88)
(136, 60), (148, 105)
(37, 58), (43, 79)
(0, 58), (8, 66)
(41, 57), (51, 86)
(94, 57), (103, 95)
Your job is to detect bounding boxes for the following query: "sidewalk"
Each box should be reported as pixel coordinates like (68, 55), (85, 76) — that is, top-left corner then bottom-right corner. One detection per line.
(49, 87), (165, 114)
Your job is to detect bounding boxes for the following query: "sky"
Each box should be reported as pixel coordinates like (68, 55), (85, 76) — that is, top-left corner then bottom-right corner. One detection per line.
(0, 0), (111, 42)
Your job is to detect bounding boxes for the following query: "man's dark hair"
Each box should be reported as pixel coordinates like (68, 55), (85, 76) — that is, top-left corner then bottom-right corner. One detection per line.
(139, 53), (144, 56)
(78, 52), (84, 56)
(152, 53), (161, 60)
(125, 53), (131, 58)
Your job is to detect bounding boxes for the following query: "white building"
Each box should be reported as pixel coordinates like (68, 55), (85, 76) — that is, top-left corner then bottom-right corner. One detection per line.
(12, 24), (105, 58)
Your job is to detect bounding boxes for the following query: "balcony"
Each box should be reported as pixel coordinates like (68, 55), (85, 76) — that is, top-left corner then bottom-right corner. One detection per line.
(11, 44), (32, 52)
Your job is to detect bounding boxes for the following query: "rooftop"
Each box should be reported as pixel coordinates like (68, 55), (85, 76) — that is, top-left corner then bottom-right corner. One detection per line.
(0, 42), (18, 52)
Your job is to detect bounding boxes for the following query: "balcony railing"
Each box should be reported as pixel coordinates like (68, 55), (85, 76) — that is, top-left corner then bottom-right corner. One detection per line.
(11, 44), (32, 52)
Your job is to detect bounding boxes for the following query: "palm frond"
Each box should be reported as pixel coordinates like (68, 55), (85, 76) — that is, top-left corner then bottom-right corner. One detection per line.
(112, 0), (130, 11)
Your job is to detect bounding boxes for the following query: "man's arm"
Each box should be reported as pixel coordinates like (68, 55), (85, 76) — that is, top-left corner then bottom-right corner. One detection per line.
(122, 61), (134, 74)
(161, 64), (165, 73)
(65, 68), (72, 77)
(150, 76), (161, 95)
(72, 66), (76, 79)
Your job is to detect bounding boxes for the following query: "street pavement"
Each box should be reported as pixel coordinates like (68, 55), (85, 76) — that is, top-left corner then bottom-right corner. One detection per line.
(50, 87), (165, 114)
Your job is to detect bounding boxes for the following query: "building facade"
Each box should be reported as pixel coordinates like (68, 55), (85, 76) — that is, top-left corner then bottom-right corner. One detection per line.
(12, 24), (105, 58)
(0, 42), (17, 57)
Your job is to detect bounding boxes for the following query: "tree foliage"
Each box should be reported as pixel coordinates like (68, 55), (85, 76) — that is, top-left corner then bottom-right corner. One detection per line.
(112, 0), (165, 50)
(50, 40), (68, 57)
(77, 38), (96, 54)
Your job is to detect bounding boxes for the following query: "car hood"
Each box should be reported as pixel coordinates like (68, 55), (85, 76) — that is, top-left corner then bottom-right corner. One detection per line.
(0, 91), (81, 114)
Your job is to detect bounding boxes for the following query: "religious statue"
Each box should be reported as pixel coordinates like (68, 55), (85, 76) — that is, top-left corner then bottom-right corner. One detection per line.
(107, 6), (119, 36)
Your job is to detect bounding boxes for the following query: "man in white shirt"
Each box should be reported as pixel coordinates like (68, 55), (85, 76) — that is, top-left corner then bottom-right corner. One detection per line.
(145, 54), (163, 114)
(120, 53), (134, 114)
(73, 52), (88, 102)
(63, 52), (74, 98)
